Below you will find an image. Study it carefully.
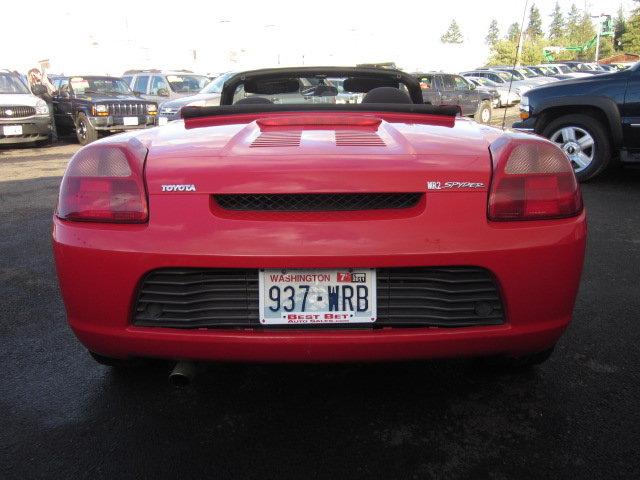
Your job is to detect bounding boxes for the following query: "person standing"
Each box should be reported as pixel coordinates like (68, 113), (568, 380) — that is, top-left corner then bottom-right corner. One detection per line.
(27, 68), (58, 142)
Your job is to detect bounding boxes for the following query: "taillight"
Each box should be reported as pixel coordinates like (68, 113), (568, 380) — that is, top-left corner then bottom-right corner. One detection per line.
(57, 138), (149, 223)
(488, 136), (582, 221)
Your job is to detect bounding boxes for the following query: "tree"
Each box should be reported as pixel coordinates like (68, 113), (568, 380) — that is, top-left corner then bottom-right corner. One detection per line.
(506, 22), (521, 42)
(486, 19), (500, 45)
(566, 3), (582, 42)
(549, 2), (565, 42)
(621, 4), (640, 53)
(488, 38), (546, 66)
(527, 4), (544, 38)
(441, 20), (464, 44)
(613, 5), (628, 51)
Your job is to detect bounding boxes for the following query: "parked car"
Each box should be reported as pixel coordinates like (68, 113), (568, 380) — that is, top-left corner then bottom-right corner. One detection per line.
(413, 72), (493, 123)
(465, 76), (520, 107)
(461, 70), (532, 97)
(538, 63), (592, 79)
(0, 69), (52, 145)
(158, 72), (234, 124)
(51, 76), (157, 145)
(53, 66), (586, 375)
(513, 62), (640, 181)
(559, 62), (606, 75)
(122, 70), (210, 107)
(490, 67), (555, 85)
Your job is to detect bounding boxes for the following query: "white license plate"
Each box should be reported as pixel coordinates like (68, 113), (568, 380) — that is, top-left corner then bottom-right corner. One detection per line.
(2, 125), (23, 136)
(123, 117), (139, 126)
(259, 269), (376, 325)
(158, 116), (168, 126)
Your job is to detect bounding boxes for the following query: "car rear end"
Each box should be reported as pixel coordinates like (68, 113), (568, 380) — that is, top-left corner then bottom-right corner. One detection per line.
(53, 112), (586, 363)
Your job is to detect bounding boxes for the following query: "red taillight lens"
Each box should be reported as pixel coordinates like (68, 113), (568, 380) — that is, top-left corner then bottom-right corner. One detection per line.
(488, 138), (583, 221)
(57, 138), (149, 223)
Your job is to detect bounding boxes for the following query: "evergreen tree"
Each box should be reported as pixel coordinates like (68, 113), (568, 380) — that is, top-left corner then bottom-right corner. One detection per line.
(621, 2), (640, 53)
(549, 2), (565, 42)
(566, 4), (581, 42)
(506, 22), (521, 42)
(486, 19), (500, 45)
(527, 4), (544, 38)
(613, 5), (628, 51)
(441, 20), (464, 44)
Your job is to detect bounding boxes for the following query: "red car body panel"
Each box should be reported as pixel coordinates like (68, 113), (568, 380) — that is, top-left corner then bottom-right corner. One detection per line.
(53, 112), (587, 362)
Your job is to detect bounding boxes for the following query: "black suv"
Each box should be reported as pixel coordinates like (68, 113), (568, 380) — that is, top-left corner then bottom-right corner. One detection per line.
(513, 62), (640, 181)
(51, 76), (158, 145)
(413, 73), (494, 123)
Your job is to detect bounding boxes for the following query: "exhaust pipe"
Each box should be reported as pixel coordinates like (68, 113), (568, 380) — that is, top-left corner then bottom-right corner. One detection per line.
(169, 361), (197, 387)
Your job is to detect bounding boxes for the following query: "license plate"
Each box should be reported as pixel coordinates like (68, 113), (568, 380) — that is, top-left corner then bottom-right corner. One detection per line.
(123, 117), (139, 126)
(259, 269), (376, 325)
(158, 116), (168, 126)
(2, 125), (23, 136)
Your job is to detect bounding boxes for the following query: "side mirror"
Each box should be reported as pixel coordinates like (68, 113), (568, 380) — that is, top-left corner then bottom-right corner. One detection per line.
(157, 88), (170, 97)
(31, 84), (47, 96)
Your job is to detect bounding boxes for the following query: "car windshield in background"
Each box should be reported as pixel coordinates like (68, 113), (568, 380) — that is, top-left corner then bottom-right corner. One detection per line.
(70, 77), (133, 95)
(0, 73), (30, 94)
(473, 77), (498, 87)
(496, 71), (515, 82)
(232, 76), (345, 105)
(200, 72), (234, 94)
(167, 75), (209, 93)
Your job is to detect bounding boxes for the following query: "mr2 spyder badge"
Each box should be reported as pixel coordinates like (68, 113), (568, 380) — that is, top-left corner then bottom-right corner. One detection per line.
(427, 181), (485, 190)
(161, 184), (197, 192)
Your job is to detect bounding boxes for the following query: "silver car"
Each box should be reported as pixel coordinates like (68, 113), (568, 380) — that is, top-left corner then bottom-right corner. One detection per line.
(122, 70), (210, 108)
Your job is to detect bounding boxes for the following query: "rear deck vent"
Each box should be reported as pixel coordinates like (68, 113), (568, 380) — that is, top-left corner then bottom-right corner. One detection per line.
(214, 192), (422, 211)
(334, 131), (386, 147)
(250, 131), (302, 147)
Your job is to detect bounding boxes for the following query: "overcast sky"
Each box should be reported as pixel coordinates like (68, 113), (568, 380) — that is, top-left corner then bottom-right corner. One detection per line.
(1, 0), (636, 75)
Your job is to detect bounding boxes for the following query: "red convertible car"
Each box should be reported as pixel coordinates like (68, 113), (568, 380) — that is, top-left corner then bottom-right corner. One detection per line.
(53, 67), (586, 371)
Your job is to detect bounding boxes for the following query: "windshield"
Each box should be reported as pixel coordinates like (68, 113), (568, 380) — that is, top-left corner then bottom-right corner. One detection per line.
(70, 77), (132, 95)
(200, 72), (234, 94)
(166, 74), (209, 93)
(558, 65), (571, 74)
(0, 73), (30, 94)
(495, 71), (513, 82)
(474, 77), (498, 87)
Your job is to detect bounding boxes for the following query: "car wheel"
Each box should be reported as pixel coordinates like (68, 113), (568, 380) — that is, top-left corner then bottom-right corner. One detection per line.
(89, 351), (140, 368)
(484, 346), (556, 371)
(542, 114), (611, 182)
(475, 100), (492, 124)
(75, 112), (98, 145)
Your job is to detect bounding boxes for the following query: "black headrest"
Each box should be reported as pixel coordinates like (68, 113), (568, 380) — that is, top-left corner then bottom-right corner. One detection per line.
(234, 96), (273, 105)
(362, 87), (412, 104)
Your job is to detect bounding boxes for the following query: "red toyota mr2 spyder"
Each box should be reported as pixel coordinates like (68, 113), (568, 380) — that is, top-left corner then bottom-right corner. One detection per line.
(53, 67), (586, 369)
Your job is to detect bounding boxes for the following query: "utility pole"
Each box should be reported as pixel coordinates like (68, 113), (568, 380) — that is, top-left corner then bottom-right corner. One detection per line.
(593, 14), (603, 63)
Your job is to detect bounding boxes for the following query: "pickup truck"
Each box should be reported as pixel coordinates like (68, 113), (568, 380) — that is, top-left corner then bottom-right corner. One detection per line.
(413, 72), (494, 124)
(513, 62), (640, 181)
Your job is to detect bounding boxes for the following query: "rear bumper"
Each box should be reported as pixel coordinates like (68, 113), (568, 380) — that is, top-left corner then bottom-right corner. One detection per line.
(0, 116), (51, 144)
(52, 195), (586, 362)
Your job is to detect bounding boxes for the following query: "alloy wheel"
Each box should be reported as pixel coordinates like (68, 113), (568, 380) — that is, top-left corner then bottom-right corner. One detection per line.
(550, 126), (595, 173)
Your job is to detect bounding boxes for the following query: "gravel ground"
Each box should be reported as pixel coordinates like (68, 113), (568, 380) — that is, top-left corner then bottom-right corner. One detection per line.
(1, 123), (639, 479)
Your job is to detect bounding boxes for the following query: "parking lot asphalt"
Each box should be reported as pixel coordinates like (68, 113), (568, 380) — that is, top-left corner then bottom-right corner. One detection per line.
(2, 131), (640, 480)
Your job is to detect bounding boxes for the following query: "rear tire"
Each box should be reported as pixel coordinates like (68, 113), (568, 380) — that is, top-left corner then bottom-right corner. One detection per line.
(475, 100), (492, 124)
(75, 112), (98, 145)
(90, 351), (139, 368)
(542, 114), (611, 182)
(485, 346), (555, 372)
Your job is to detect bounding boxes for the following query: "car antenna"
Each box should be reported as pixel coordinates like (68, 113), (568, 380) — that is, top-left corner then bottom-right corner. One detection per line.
(502, 0), (530, 130)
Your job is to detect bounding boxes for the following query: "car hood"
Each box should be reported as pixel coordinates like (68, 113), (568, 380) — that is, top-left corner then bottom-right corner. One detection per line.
(160, 93), (222, 109)
(74, 93), (152, 103)
(142, 114), (501, 195)
(0, 93), (42, 107)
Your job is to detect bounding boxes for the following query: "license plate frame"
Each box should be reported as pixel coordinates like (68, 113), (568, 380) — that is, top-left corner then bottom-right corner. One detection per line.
(259, 269), (377, 325)
(2, 125), (23, 136)
(123, 116), (139, 126)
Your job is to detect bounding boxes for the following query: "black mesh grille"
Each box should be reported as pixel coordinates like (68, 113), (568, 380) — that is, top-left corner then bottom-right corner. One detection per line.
(214, 193), (422, 212)
(105, 103), (147, 116)
(133, 267), (504, 329)
(0, 106), (36, 118)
